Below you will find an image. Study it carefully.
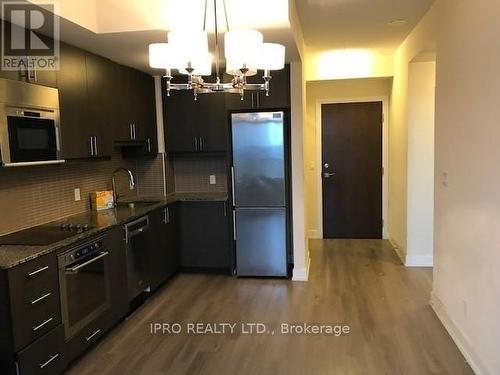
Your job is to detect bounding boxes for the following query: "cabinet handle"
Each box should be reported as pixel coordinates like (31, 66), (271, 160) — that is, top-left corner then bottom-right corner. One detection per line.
(223, 201), (227, 217)
(166, 207), (170, 223)
(90, 137), (94, 156)
(257, 92), (260, 107)
(93, 137), (98, 156)
(163, 207), (170, 224)
(28, 265), (49, 277)
(133, 124), (137, 140)
(39, 353), (59, 369)
(31, 292), (51, 305)
(33, 317), (53, 331)
(251, 92), (254, 108)
(199, 137), (203, 151)
(194, 137), (198, 151)
(146, 138), (151, 153)
(85, 328), (101, 342)
(129, 124), (133, 140)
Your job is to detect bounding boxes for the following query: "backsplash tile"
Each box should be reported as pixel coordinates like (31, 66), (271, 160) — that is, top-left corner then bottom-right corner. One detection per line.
(0, 152), (165, 236)
(172, 155), (227, 193)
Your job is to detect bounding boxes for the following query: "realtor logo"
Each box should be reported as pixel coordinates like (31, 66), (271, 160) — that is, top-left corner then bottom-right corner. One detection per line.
(1, 1), (59, 71)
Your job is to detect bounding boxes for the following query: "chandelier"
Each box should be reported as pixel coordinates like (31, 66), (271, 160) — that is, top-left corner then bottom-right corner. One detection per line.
(149, 0), (286, 99)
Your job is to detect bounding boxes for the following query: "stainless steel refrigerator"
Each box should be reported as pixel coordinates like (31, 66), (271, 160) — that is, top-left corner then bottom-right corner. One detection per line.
(231, 111), (288, 277)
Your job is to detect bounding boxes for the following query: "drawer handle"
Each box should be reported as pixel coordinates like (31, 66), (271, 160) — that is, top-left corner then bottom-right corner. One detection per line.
(85, 328), (101, 342)
(28, 265), (49, 277)
(40, 353), (59, 369)
(33, 317), (53, 331)
(31, 292), (52, 305)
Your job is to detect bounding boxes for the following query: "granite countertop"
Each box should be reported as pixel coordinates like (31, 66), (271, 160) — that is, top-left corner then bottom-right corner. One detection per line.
(0, 192), (228, 270)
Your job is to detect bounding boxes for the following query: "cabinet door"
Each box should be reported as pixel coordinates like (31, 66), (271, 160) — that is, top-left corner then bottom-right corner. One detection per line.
(197, 93), (227, 152)
(114, 65), (134, 141)
(179, 201), (230, 270)
(149, 205), (179, 290)
(136, 71), (157, 154)
(57, 43), (92, 159)
(85, 52), (116, 158)
(163, 80), (197, 153)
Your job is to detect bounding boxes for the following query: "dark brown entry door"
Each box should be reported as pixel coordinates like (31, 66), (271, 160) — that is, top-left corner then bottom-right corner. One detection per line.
(321, 102), (383, 239)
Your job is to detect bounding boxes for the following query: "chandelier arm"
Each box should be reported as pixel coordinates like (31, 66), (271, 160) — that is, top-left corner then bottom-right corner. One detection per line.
(222, 0), (230, 31)
(202, 0), (208, 31)
(213, 0), (221, 83)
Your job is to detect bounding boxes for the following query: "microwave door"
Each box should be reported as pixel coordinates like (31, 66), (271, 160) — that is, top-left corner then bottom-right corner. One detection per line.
(7, 116), (58, 163)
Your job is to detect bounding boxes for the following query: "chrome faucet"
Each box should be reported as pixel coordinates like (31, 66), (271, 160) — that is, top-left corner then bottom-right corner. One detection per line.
(112, 168), (136, 207)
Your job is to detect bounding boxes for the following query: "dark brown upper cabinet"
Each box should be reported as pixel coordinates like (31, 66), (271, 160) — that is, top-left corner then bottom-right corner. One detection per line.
(85, 52), (118, 158)
(225, 65), (290, 111)
(57, 42), (157, 159)
(115, 65), (158, 157)
(162, 75), (227, 154)
(57, 43), (94, 159)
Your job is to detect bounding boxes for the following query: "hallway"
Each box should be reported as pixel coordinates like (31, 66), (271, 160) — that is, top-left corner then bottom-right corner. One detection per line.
(68, 240), (473, 375)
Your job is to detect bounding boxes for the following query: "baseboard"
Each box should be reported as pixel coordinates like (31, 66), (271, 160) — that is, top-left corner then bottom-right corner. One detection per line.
(292, 257), (311, 282)
(405, 254), (433, 267)
(430, 292), (489, 375)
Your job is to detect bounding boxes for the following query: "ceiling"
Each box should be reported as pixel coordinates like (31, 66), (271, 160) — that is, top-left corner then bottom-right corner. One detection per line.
(295, 0), (434, 55)
(22, 0), (299, 75)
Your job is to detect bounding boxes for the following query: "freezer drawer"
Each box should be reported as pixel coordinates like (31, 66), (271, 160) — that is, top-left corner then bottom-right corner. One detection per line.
(235, 208), (287, 277)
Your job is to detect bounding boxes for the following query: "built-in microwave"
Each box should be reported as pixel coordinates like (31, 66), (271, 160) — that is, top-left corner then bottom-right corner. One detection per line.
(0, 78), (64, 167)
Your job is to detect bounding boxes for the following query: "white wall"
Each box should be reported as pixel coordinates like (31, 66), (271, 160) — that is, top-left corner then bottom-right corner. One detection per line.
(430, 1), (500, 374)
(290, 62), (309, 281)
(304, 78), (393, 238)
(405, 61), (435, 266)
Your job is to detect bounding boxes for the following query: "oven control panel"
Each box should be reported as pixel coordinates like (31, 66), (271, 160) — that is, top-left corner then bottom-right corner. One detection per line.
(58, 238), (105, 267)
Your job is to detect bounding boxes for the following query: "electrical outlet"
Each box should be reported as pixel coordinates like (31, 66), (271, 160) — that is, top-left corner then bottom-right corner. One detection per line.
(74, 188), (81, 201)
(209, 175), (216, 185)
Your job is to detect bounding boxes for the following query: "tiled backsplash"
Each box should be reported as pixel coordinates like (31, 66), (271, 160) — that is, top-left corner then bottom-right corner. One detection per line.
(0, 152), (166, 236)
(172, 155), (227, 193)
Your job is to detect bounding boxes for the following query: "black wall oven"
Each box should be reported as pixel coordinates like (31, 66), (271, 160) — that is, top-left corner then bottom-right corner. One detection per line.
(58, 236), (112, 340)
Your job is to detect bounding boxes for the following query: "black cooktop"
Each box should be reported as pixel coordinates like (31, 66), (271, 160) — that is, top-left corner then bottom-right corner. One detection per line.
(0, 223), (94, 246)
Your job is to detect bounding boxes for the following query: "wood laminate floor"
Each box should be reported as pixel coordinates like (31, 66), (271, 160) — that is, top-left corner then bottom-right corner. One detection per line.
(67, 240), (473, 375)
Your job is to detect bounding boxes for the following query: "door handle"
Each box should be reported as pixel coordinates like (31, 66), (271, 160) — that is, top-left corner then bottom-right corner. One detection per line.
(323, 172), (336, 178)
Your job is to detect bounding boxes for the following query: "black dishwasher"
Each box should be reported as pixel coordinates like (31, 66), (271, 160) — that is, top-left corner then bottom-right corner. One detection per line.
(124, 216), (152, 301)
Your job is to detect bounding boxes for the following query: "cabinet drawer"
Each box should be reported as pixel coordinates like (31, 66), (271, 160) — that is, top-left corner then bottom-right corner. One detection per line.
(67, 311), (113, 364)
(8, 254), (61, 351)
(17, 325), (65, 375)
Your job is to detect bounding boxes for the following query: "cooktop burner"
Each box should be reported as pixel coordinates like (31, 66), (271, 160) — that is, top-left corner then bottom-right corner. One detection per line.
(0, 223), (95, 246)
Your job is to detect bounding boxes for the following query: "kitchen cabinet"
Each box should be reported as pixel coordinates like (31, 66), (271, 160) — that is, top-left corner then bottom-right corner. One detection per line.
(163, 76), (227, 154)
(149, 204), (179, 291)
(57, 43), (93, 159)
(0, 252), (63, 375)
(225, 65), (290, 111)
(178, 201), (231, 271)
(115, 66), (158, 157)
(84, 52), (118, 158)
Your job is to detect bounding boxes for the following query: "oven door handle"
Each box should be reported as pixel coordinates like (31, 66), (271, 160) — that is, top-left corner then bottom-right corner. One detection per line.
(65, 251), (109, 274)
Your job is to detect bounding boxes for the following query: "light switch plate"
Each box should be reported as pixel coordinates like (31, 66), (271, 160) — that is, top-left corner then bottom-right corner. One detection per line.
(209, 175), (216, 185)
(74, 188), (81, 201)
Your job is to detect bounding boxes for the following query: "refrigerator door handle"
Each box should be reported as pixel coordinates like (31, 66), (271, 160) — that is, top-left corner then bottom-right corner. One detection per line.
(232, 210), (237, 240)
(231, 166), (236, 207)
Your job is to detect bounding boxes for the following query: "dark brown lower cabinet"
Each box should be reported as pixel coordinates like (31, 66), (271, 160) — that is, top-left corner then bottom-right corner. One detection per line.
(149, 204), (179, 291)
(17, 325), (66, 375)
(178, 201), (231, 272)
